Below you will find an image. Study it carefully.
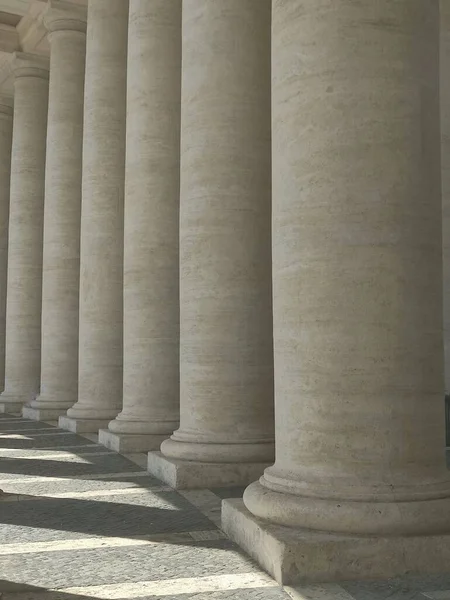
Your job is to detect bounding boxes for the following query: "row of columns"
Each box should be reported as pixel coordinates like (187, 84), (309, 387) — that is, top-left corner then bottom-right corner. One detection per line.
(0, 0), (275, 481)
(0, 0), (449, 580)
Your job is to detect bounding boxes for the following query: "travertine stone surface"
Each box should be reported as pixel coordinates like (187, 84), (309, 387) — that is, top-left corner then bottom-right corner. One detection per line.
(63, 0), (128, 428)
(148, 452), (271, 490)
(0, 96), (13, 393)
(28, 2), (87, 420)
(223, 499), (450, 585)
(243, 0), (450, 537)
(99, 429), (167, 453)
(442, 1), (450, 396)
(159, 0), (274, 473)
(0, 53), (49, 412)
(106, 0), (181, 450)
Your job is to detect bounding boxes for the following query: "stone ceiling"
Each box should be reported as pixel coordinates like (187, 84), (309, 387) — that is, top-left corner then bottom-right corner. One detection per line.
(0, 0), (87, 95)
(0, 0), (46, 93)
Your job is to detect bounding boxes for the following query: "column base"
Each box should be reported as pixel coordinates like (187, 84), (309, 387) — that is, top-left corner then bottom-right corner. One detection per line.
(58, 415), (110, 433)
(147, 451), (269, 489)
(222, 498), (450, 585)
(22, 406), (69, 421)
(0, 393), (28, 414)
(0, 401), (23, 414)
(98, 429), (168, 453)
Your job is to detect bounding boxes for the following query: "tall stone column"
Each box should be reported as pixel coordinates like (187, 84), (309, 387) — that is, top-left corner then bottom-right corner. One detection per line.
(442, 1), (450, 438)
(24, 1), (87, 422)
(0, 96), (12, 395)
(223, 0), (450, 584)
(0, 54), (48, 414)
(148, 0), (274, 488)
(99, 0), (181, 453)
(59, 0), (128, 433)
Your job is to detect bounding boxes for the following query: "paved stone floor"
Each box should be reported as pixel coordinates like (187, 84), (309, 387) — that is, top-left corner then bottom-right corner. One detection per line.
(0, 414), (450, 600)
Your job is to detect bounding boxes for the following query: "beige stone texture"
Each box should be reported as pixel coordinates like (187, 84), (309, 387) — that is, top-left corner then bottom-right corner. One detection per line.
(442, 0), (450, 396)
(0, 53), (49, 413)
(22, 405), (65, 422)
(222, 499), (450, 585)
(99, 430), (167, 453)
(61, 0), (128, 431)
(0, 96), (12, 394)
(148, 452), (270, 490)
(153, 0), (274, 487)
(226, 0), (450, 583)
(59, 415), (110, 434)
(105, 0), (181, 452)
(27, 1), (87, 421)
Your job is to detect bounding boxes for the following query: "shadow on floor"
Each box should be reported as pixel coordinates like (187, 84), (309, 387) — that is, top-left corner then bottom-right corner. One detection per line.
(0, 580), (283, 600)
(0, 435), (93, 450)
(0, 492), (219, 539)
(0, 455), (149, 479)
(0, 579), (94, 598)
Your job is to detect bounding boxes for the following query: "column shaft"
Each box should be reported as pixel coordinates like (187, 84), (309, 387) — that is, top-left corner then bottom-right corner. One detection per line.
(148, 0), (274, 488)
(0, 96), (12, 394)
(61, 0), (128, 433)
(101, 0), (181, 453)
(25, 2), (87, 422)
(243, 0), (450, 535)
(442, 1), (450, 419)
(223, 1), (450, 584)
(0, 53), (49, 413)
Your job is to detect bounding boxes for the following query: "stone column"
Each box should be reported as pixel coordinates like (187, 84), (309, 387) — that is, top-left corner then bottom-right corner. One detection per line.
(24, 1), (87, 422)
(223, 0), (450, 584)
(147, 0), (274, 488)
(99, 0), (181, 453)
(0, 96), (12, 394)
(442, 1), (450, 438)
(59, 0), (128, 433)
(0, 53), (48, 414)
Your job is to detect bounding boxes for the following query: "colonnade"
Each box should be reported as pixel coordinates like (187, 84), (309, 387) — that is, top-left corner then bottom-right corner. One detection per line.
(0, 0), (449, 584)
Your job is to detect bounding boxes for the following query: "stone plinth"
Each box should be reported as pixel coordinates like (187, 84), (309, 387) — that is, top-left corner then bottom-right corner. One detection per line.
(23, 406), (67, 422)
(0, 401), (21, 415)
(59, 416), (109, 434)
(222, 499), (450, 585)
(148, 452), (269, 490)
(99, 430), (168, 453)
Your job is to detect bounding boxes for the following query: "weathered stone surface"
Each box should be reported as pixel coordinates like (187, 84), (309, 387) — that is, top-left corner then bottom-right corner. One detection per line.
(23, 407), (69, 422)
(148, 451), (269, 489)
(0, 96), (12, 394)
(223, 499), (450, 585)
(0, 53), (49, 410)
(108, 0), (181, 443)
(59, 416), (109, 433)
(29, 3), (87, 419)
(241, 0), (450, 544)
(65, 0), (128, 426)
(160, 0), (274, 481)
(99, 429), (168, 453)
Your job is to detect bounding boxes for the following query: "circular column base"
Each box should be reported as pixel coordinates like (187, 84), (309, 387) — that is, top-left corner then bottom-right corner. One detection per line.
(0, 391), (33, 406)
(161, 436), (274, 464)
(108, 414), (179, 436)
(244, 479), (450, 536)
(30, 393), (76, 411)
(66, 403), (120, 421)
